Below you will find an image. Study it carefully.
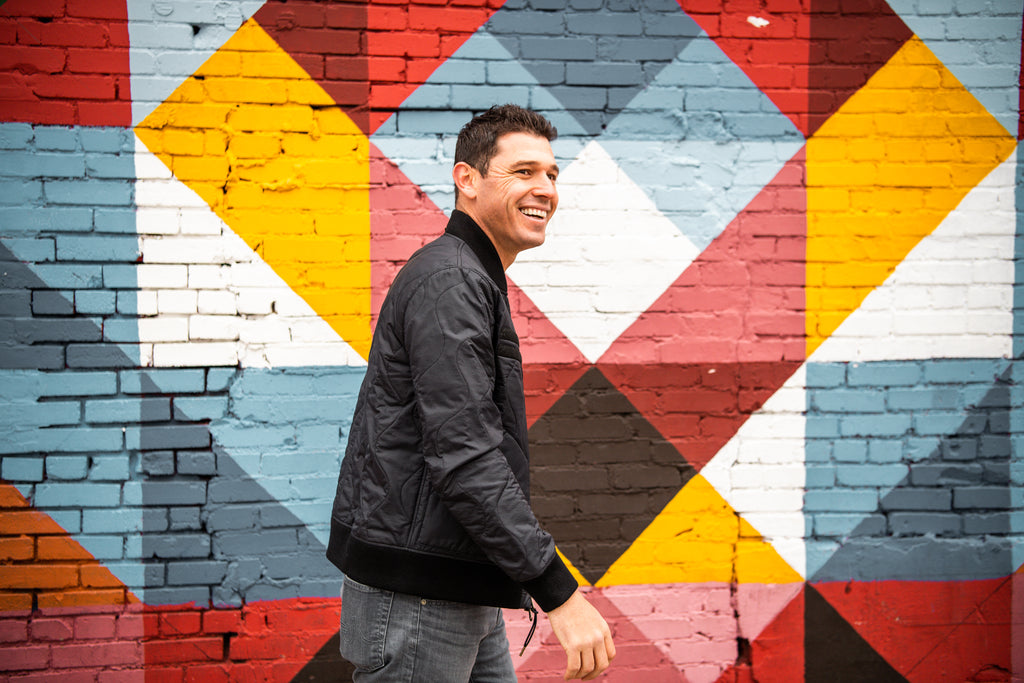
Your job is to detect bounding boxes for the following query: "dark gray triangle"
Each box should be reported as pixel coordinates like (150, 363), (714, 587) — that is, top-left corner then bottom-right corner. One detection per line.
(529, 366), (694, 583)
(810, 361), (1014, 583)
(804, 584), (908, 683)
(484, 0), (702, 136)
(287, 632), (356, 683)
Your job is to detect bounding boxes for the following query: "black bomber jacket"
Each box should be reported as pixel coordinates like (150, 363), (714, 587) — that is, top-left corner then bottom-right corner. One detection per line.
(326, 210), (578, 612)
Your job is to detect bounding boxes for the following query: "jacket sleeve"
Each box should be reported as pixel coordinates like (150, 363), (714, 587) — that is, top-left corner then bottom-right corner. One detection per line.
(403, 267), (577, 612)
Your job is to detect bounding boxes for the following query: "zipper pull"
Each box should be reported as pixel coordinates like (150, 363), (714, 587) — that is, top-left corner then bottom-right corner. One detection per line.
(519, 605), (538, 656)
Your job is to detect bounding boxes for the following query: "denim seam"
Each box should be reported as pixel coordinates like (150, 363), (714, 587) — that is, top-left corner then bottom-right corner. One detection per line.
(377, 588), (395, 672)
(407, 596), (422, 681)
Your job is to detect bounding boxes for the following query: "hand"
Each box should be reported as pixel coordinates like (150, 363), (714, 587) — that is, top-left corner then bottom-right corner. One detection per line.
(546, 590), (616, 680)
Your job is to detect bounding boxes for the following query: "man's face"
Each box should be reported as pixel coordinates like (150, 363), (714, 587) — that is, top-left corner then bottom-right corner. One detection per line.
(460, 132), (559, 268)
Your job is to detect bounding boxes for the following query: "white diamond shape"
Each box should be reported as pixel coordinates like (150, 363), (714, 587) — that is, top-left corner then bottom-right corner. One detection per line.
(508, 140), (699, 363)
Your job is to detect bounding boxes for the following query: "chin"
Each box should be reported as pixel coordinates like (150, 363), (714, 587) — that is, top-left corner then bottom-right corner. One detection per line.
(514, 238), (544, 255)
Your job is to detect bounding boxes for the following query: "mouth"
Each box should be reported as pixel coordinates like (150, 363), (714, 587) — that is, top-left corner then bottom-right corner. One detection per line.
(519, 207), (548, 220)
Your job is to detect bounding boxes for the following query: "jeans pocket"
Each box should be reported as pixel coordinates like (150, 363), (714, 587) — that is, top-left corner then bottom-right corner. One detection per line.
(339, 576), (392, 673)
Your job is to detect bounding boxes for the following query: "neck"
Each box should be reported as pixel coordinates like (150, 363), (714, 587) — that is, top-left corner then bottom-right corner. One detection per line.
(455, 205), (513, 270)
(446, 210), (510, 293)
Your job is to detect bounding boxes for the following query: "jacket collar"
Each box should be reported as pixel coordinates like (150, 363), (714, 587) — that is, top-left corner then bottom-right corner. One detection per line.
(445, 210), (507, 294)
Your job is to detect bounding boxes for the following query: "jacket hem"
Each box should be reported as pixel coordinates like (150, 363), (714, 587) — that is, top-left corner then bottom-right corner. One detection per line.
(328, 519), (529, 610)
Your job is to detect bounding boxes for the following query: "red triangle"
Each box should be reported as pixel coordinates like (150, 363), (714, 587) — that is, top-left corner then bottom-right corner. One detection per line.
(600, 148), (806, 368)
(1014, 570), (1023, 679)
(142, 598), (341, 681)
(0, 0), (132, 126)
(522, 361), (590, 430)
(509, 282), (586, 369)
(256, 0), (504, 135)
(715, 584), (805, 683)
(510, 282), (590, 428)
(364, 0), (504, 133)
(516, 589), (689, 682)
(678, 0), (912, 137)
(598, 361), (800, 472)
(369, 143), (448, 330)
(814, 578), (1012, 683)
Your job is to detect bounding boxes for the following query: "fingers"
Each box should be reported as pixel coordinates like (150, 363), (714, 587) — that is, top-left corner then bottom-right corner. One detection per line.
(580, 648), (596, 679)
(564, 650), (581, 680)
(563, 648), (594, 680)
(549, 591), (616, 679)
(564, 637), (614, 680)
(581, 641), (609, 681)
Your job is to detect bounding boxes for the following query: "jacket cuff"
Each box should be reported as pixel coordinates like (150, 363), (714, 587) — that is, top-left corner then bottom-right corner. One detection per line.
(521, 553), (579, 612)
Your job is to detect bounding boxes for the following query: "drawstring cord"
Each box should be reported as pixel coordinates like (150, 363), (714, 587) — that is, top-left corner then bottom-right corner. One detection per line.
(519, 605), (538, 656)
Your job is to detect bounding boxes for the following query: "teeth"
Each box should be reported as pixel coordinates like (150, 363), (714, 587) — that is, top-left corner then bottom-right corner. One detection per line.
(520, 208), (546, 219)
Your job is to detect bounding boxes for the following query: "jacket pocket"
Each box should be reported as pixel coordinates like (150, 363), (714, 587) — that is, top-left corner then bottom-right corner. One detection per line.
(339, 576), (393, 673)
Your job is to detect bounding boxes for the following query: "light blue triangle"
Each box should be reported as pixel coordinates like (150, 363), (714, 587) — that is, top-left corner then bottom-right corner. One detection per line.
(598, 34), (803, 249)
(372, 31), (588, 216)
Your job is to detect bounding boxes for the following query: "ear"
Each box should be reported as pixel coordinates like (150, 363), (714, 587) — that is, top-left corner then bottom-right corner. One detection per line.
(453, 161), (479, 201)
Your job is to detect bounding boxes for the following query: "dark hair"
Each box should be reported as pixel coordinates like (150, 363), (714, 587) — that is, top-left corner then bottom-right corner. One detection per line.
(454, 104), (558, 177)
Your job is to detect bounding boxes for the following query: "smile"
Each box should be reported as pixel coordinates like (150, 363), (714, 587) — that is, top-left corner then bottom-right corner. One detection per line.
(520, 207), (547, 219)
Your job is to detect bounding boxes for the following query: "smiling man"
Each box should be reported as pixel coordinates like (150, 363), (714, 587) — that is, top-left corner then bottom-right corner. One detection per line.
(328, 105), (615, 681)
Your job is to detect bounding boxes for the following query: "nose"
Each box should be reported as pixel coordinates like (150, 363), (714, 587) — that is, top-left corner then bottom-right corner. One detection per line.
(532, 174), (556, 198)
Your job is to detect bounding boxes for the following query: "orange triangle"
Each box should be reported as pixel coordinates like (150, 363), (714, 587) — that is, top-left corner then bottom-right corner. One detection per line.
(0, 483), (138, 610)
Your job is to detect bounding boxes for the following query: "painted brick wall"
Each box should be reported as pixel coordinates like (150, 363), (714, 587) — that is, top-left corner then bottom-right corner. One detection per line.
(1, 0), (1022, 681)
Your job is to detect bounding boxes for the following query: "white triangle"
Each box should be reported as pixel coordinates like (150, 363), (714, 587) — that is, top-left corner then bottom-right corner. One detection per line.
(508, 140), (700, 363)
(810, 150), (1017, 363)
(701, 365), (807, 578)
(134, 134), (365, 368)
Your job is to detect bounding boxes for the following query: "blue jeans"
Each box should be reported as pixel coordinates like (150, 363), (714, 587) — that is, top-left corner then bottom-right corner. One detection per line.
(339, 576), (518, 682)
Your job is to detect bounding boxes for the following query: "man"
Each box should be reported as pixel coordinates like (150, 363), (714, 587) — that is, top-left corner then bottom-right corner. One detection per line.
(327, 104), (616, 681)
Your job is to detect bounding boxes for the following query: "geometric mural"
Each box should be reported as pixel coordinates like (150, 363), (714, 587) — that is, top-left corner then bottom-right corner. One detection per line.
(1, 0), (1022, 679)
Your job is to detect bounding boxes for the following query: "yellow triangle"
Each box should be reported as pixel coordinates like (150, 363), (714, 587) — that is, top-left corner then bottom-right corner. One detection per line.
(595, 474), (801, 586)
(135, 18), (372, 359)
(805, 35), (1016, 356)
